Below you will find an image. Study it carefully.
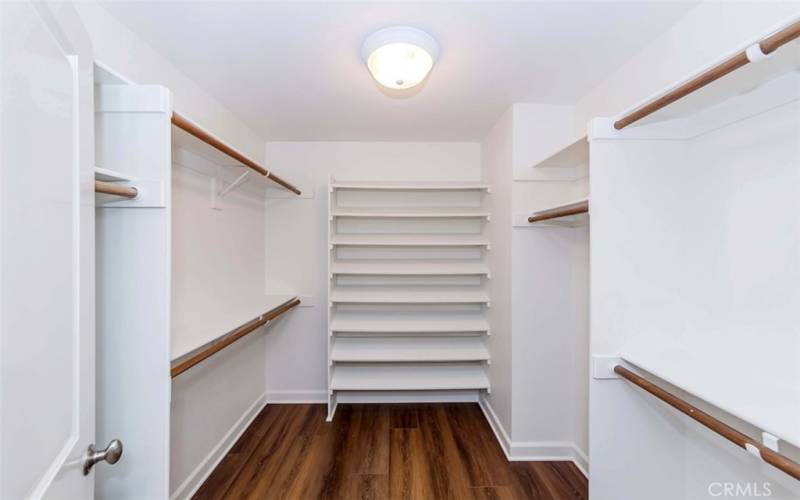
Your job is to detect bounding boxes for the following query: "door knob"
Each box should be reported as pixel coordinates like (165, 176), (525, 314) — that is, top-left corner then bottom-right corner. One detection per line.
(82, 439), (123, 475)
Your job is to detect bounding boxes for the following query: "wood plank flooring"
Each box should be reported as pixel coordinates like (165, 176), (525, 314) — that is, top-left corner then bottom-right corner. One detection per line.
(193, 403), (587, 500)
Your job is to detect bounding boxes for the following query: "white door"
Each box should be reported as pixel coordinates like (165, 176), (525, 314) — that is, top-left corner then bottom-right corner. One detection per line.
(1, 2), (101, 499)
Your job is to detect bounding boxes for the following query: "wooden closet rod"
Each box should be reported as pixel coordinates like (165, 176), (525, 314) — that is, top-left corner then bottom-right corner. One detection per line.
(95, 180), (138, 199)
(171, 112), (302, 195)
(614, 365), (800, 481)
(171, 297), (301, 378)
(614, 19), (800, 130)
(528, 200), (589, 223)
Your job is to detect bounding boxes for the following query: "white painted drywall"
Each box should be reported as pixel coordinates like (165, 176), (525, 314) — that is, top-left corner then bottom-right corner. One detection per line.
(510, 104), (590, 466)
(169, 156), (270, 497)
(261, 142), (482, 401)
(473, 104), (590, 469)
(481, 109), (515, 441)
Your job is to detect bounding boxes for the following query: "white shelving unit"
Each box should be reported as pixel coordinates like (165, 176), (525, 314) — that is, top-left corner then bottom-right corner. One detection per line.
(327, 179), (491, 419)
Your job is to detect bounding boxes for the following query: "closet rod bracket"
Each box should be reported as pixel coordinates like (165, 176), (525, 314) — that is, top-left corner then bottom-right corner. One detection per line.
(592, 355), (623, 379)
(762, 432), (780, 453)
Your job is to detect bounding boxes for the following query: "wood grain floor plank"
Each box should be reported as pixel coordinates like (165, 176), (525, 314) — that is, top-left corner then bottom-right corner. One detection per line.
(389, 428), (434, 500)
(194, 404), (588, 500)
(340, 474), (389, 500)
(279, 404), (356, 499)
(509, 461), (588, 500)
(416, 404), (477, 499)
(191, 404), (280, 500)
(470, 486), (518, 500)
(342, 404), (390, 475)
(443, 403), (512, 488)
(217, 404), (323, 500)
(508, 462), (555, 500)
(389, 404), (420, 429)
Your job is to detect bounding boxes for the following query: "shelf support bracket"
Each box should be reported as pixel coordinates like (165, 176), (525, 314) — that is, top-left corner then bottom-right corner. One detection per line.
(210, 171), (250, 210)
(219, 171), (250, 198)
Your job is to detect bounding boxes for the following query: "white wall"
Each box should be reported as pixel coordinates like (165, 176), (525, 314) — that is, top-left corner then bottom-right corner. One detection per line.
(480, 109), (515, 442)
(476, 104), (590, 471)
(511, 104), (589, 469)
(169, 153), (269, 498)
(262, 142), (482, 402)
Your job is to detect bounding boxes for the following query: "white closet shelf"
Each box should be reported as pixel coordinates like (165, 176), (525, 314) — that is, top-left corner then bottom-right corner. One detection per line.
(331, 207), (490, 219)
(332, 181), (489, 191)
(171, 294), (296, 360)
(331, 234), (490, 247)
(330, 287), (489, 305)
(330, 363), (490, 391)
(330, 314), (489, 334)
(531, 135), (588, 170)
(530, 197), (588, 215)
(331, 337), (489, 362)
(95, 166), (135, 182)
(331, 260), (490, 276)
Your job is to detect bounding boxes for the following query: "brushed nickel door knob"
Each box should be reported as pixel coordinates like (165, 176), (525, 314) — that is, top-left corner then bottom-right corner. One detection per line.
(83, 439), (123, 475)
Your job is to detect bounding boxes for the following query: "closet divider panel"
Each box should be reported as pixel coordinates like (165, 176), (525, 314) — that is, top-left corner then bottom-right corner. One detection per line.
(327, 180), (491, 420)
(95, 82), (173, 500)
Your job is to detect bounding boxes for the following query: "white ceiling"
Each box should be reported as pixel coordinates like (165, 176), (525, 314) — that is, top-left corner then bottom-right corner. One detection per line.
(101, 1), (698, 141)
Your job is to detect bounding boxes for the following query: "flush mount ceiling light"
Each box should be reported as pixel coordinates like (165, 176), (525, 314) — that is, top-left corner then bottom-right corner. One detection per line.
(361, 26), (439, 90)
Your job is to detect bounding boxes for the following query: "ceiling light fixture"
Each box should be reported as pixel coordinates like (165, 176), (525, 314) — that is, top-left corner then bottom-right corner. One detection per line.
(361, 26), (439, 90)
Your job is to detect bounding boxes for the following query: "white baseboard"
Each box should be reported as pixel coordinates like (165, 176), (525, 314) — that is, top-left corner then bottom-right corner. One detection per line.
(478, 397), (588, 478)
(479, 396), (513, 456)
(266, 389), (327, 404)
(170, 393), (267, 500)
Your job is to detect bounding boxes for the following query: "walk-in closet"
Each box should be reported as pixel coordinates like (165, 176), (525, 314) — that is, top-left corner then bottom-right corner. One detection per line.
(2, 2), (799, 499)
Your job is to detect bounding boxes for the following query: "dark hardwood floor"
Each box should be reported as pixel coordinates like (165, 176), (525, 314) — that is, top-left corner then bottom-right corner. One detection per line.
(193, 403), (587, 500)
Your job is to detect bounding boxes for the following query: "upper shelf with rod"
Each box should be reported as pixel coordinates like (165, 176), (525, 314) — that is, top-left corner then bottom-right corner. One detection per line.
(171, 295), (301, 378)
(607, 18), (800, 134)
(605, 361), (800, 480)
(171, 111), (302, 196)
